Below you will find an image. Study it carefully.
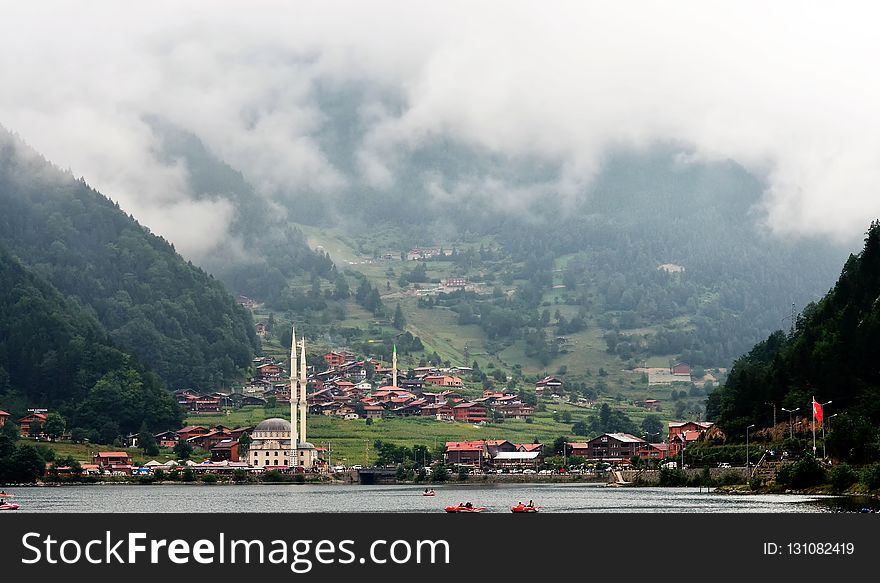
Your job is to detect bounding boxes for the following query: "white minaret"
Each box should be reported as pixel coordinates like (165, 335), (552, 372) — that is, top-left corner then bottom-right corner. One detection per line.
(299, 335), (308, 444)
(290, 325), (298, 450)
(392, 343), (398, 388)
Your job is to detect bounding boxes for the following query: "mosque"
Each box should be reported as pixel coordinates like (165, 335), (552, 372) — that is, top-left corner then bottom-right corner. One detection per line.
(247, 327), (318, 470)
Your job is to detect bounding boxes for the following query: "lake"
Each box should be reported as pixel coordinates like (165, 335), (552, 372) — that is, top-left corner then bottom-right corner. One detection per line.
(2, 483), (866, 513)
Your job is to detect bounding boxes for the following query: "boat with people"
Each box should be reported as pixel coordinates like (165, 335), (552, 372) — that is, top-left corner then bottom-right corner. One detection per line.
(422, 489), (436, 496)
(445, 502), (485, 513)
(511, 501), (540, 513)
(0, 491), (19, 511)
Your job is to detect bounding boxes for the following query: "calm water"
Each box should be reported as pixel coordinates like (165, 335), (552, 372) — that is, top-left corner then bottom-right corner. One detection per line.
(0, 483), (860, 513)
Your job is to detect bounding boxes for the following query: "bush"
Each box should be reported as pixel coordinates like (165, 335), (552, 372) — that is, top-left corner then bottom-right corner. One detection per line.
(200, 473), (218, 484)
(659, 467), (688, 486)
(430, 464), (448, 482)
(749, 476), (764, 491)
(861, 462), (880, 490)
(829, 463), (858, 493)
(777, 456), (825, 489)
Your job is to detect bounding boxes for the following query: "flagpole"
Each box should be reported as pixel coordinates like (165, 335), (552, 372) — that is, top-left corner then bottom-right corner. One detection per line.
(811, 396), (816, 457)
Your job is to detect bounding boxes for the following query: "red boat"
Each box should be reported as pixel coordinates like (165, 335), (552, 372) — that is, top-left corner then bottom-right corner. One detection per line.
(0, 493), (18, 510)
(445, 504), (485, 513)
(511, 503), (540, 513)
(422, 490), (436, 496)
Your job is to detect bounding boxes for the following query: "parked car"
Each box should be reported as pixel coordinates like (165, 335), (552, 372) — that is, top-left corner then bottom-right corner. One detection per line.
(333, 465), (346, 472)
(718, 462), (731, 468)
(351, 465), (363, 470)
(523, 469), (537, 474)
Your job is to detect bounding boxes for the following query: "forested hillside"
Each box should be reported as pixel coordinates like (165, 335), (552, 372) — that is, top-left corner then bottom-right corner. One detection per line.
(706, 221), (880, 461)
(0, 245), (183, 437)
(0, 127), (258, 390)
(150, 119), (336, 303)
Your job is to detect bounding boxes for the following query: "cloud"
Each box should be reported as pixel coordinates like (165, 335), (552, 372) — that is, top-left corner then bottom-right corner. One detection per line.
(1, 0), (879, 251)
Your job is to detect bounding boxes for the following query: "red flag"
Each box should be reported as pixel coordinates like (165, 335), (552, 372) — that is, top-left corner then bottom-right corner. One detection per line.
(812, 398), (823, 424)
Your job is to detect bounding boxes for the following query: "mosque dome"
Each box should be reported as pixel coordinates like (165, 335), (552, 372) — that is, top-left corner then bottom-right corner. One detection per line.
(254, 418), (291, 433)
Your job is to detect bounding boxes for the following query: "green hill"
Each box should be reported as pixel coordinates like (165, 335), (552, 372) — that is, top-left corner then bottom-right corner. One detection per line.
(0, 127), (258, 390)
(0, 244), (182, 436)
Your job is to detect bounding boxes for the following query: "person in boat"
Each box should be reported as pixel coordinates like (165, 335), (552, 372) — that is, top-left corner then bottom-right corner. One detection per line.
(425, 489), (429, 494)
(464, 502), (472, 508)
(527, 500), (534, 508)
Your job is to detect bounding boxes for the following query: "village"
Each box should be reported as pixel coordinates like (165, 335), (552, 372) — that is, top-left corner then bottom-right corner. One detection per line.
(1, 338), (720, 482)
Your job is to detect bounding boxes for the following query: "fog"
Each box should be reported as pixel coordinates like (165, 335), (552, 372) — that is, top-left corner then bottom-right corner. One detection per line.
(2, 1), (879, 258)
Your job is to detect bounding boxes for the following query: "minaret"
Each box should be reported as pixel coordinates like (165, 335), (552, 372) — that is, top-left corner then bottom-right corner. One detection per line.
(299, 335), (308, 444)
(290, 326), (298, 449)
(392, 344), (398, 388)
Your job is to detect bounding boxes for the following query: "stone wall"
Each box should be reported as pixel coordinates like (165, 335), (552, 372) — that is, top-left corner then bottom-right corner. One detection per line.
(619, 467), (750, 484)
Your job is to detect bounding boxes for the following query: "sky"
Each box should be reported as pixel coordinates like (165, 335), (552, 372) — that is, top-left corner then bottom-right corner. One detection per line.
(2, 1), (880, 259)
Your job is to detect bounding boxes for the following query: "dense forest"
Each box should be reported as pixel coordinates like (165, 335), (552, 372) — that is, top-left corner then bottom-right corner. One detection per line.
(0, 127), (258, 390)
(706, 221), (880, 462)
(0, 245), (183, 437)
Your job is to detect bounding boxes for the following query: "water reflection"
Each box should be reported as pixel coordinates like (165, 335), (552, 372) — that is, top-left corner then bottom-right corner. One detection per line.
(4, 483), (860, 514)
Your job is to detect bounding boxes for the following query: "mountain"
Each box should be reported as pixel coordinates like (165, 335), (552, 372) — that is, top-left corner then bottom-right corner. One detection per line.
(148, 118), (335, 304)
(0, 127), (258, 390)
(706, 221), (880, 459)
(0, 244), (182, 436)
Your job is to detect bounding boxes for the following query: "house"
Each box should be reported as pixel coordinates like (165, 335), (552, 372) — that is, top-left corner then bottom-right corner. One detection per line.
(452, 402), (489, 423)
(438, 390), (462, 402)
(444, 441), (489, 466)
(640, 442), (669, 460)
(93, 452), (133, 474)
(154, 430), (179, 448)
(255, 322), (269, 338)
(516, 443), (543, 453)
(256, 363), (283, 378)
(423, 375), (463, 388)
(0, 410), (9, 428)
(445, 278), (467, 288)
(641, 399), (661, 412)
(668, 421), (714, 457)
(176, 425), (210, 442)
(493, 403), (535, 419)
(17, 412), (47, 436)
(398, 378), (425, 391)
(240, 395), (267, 407)
(324, 352), (347, 367)
(579, 433), (647, 462)
(671, 362), (691, 377)
(566, 442), (591, 457)
(493, 451), (542, 470)
(210, 439), (240, 462)
(485, 440), (517, 457)
(363, 405), (385, 420)
(535, 376), (564, 396)
(419, 404), (454, 420)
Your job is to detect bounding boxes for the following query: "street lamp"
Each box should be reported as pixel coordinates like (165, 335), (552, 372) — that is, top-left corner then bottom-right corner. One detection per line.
(746, 424), (756, 477)
(820, 405), (834, 460)
(765, 401), (776, 433)
(781, 407), (800, 439)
